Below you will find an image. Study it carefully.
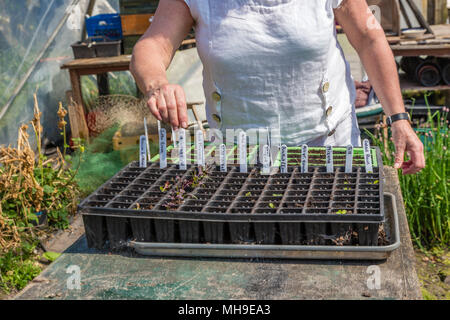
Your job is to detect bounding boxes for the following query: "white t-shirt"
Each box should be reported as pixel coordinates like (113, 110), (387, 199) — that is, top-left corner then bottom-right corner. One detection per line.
(183, 0), (355, 145)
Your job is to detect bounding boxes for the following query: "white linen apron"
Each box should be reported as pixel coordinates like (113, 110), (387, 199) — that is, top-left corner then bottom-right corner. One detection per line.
(183, 0), (361, 146)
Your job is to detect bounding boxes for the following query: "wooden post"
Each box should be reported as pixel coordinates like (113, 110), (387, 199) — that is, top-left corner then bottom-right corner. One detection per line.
(97, 73), (109, 96)
(422, 0), (428, 21)
(65, 90), (90, 144)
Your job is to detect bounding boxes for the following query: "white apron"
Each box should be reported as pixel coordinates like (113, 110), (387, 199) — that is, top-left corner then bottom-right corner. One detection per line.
(183, 0), (361, 146)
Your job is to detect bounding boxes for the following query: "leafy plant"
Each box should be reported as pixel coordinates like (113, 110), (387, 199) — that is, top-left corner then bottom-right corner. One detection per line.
(162, 166), (212, 211)
(42, 251), (61, 262)
(0, 240), (41, 294)
(0, 94), (82, 294)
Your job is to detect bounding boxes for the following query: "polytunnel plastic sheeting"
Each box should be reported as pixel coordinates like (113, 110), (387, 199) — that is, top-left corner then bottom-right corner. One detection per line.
(0, 0), (119, 147)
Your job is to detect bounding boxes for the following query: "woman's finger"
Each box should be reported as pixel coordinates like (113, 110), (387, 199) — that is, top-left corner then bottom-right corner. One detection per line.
(393, 142), (405, 169)
(147, 95), (161, 121)
(174, 86), (188, 129)
(156, 92), (168, 123)
(403, 145), (425, 174)
(163, 87), (179, 129)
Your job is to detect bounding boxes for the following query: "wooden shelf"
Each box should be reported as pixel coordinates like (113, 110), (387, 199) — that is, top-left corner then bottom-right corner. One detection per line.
(399, 73), (450, 91)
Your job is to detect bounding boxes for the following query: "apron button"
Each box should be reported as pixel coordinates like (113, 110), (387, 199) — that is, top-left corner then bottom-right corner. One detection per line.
(212, 114), (221, 123)
(326, 106), (333, 117)
(322, 82), (330, 93)
(327, 129), (336, 137)
(212, 91), (221, 102)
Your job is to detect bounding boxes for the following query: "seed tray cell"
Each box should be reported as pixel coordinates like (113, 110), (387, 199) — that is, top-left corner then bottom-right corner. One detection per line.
(204, 207), (227, 213)
(89, 194), (115, 202)
(232, 200), (255, 208)
(107, 202), (131, 209)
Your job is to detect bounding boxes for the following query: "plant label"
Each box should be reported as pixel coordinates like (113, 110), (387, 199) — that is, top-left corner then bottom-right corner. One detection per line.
(196, 130), (205, 167)
(219, 143), (227, 172)
(139, 135), (147, 168)
(159, 128), (167, 168)
(172, 127), (177, 148)
(345, 144), (353, 173)
(363, 139), (373, 173)
(239, 131), (247, 173)
(262, 144), (270, 174)
(326, 145), (333, 173)
(144, 117), (151, 161)
(178, 128), (187, 170)
(280, 144), (288, 173)
(301, 144), (308, 173)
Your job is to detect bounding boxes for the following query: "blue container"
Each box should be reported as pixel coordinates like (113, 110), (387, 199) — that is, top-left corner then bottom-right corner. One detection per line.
(86, 13), (122, 41)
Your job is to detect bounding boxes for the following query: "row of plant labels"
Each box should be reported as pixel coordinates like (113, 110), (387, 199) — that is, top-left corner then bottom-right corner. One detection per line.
(138, 120), (374, 174)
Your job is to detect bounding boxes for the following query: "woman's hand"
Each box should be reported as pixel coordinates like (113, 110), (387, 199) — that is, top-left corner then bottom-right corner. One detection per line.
(391, 120), (425, 174)
(129, 0), (193, 129)
(146, 83), (188, 130)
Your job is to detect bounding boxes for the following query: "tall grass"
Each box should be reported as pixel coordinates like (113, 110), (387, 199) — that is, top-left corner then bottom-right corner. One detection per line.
(367, 98), (449, 249)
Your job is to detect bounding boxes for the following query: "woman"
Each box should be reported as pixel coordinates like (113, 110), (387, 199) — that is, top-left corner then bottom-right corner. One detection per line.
(130, 0), (425, 174)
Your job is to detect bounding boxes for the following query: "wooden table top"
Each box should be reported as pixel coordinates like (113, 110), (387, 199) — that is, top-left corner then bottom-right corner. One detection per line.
(61, 55), (132, 70)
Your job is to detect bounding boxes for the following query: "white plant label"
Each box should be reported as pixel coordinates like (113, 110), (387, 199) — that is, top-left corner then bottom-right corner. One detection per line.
(239, 131), (247, 173)
(196, 130), (205, 167)
(280, 144), (288, 173)
(345, 144), (353, 173)
(363, 139), (373, 173)
(144, 117), (151, 162)
(301, 144), (308, 173)
(172, 127), (177, 147)
(326, 145), (333, 173)
(219, 143), (227, 172)
(139, 135), (147, 168)
(262, 144), (270, 175)
(178, 128), (187, 170)
(159, 128), (167, 168)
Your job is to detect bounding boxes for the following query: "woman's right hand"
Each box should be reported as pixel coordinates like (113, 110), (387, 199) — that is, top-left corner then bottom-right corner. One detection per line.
(146, 83), (188, 130)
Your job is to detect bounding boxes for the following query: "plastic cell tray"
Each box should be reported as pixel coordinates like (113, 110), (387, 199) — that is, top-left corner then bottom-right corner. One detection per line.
(79, 147), (384, 250)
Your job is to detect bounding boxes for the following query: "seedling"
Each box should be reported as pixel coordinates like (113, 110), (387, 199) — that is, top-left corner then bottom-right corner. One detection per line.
(160, 181), (171, 193)
(269, 203), (276, 209)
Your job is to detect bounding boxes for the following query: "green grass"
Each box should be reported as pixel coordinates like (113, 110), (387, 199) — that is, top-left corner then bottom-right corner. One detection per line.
(367, 97), (449, 249)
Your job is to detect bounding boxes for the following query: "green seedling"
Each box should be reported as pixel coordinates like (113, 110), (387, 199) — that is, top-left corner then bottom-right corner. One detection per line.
(269, 203), (276, 209)
(336, 210), (347, 215)
(160, 181), (171, 192)
(245, 192), (252, 197)
(272, 194), (283, 197)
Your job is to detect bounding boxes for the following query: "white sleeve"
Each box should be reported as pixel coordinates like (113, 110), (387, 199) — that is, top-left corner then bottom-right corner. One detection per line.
(332, 0), (344, 9)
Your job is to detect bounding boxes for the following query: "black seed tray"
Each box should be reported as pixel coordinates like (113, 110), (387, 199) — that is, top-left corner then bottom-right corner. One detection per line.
(79, 148), (384, 248)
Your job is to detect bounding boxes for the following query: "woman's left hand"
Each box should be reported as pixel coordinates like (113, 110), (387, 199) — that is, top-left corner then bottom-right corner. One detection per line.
(391, 120), (425, 174)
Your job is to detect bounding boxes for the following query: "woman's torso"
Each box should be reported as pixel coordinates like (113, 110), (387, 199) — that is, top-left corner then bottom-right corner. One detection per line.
(184, 0), (356, 145)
